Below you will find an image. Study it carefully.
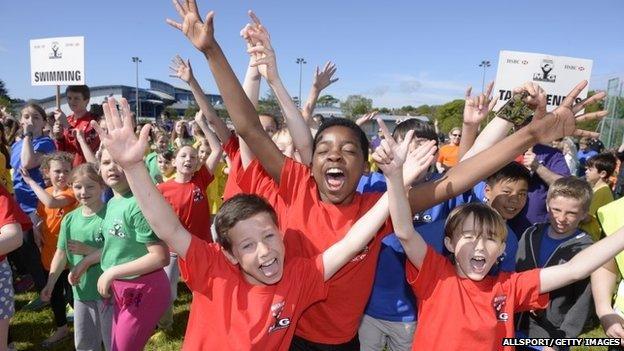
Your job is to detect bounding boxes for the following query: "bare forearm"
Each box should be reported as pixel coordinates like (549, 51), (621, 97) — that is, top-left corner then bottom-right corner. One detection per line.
(0, 224), (22, 256)
(302, 86), (321, 124)
(268, 78), (313, 164)
(387, 173), (414, 240)
(197, 119), (223, 172)
(461, 117), (513, 161)
(20, 136), (39, 169)
(534, 164), (563, 186)
(458, 123), (478, 160)
(76, 137), (97, 164)
(242, 64), (261, 109)
(26, 181), (69, 208)
(410, 127), (537, 214)
(48, 249), (68, 278)
(188, 77), (231, 143)
(80, 249), (102, 268)
(592, 262), (618, 317)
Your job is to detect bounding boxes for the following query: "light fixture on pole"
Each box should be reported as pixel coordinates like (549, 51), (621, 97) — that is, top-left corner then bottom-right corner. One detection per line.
(478, 60), (491, 93)
(296, 58), (306, 107)
(132, 56), (142, 118)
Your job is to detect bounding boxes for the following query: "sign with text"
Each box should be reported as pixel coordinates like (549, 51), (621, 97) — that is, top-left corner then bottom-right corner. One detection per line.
(30, 36), (85, 86)
(493, 50), (592, 112)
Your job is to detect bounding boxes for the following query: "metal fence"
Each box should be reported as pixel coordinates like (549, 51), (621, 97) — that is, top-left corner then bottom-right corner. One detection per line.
(599, 78), (624, 149)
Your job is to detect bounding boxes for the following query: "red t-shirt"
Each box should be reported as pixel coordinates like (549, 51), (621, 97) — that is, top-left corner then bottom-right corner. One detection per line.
(237, 157), (393, 344)
(178, 236), (327, 350)
(157, 167), (214, 242)
(223, 135), (244, 201)
(0, 186), (32, 260)
(406, 247), (549, 351)
(55, 112), (100, 166)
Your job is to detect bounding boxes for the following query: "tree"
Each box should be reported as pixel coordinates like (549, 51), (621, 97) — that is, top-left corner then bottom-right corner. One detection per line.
(257, 90), (281, 117)
(377, 107), (391, 114)
(340, 95), (372, 119)
(0, 80), (9, 100)
(434, 99), (465, 133)
(183, 102), (199, 119)
(317, 94), (340, 107)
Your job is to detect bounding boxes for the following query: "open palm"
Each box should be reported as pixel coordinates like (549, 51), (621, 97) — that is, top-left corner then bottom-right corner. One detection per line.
(91, 98), (150, 169)
(170, 55), (193, 82)
(167, 0), (215, 52)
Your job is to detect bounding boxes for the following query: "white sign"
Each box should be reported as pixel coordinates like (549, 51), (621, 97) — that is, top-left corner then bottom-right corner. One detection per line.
(493, 50), (592, 112)
(30, 36), (85, 86)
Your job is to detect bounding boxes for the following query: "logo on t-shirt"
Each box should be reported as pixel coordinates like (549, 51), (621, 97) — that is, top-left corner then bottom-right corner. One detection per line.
(268, 301), (291, 333)
(192, 186), (204, 203)
(492, 295), (509, 322)
(108, 219), (126, 238)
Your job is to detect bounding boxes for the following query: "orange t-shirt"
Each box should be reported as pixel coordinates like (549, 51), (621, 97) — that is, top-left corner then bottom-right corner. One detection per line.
(36, 187), (77, 270)
(237, 157), (393, 344)
(178, 236), (327, 350)
(437, 144), (460, 168)
(406, 247), (549, 351)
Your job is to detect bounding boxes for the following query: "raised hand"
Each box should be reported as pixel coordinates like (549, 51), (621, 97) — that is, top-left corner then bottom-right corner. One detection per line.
(313, 61), (339, 91)
(166, 0), (215, 52)
(372, 118), (414, 177)
(355, 111), (378, 127)
(463, 82), (497, 125)
(247, 34), (279, 83)
(19, 168), (34, 184)
(169, 55), (194, 83)
(527, 80), (607, 143)
(90, 97), (150, 169)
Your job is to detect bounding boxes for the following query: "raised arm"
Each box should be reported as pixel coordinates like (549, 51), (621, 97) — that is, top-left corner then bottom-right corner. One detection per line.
(458, 82), (496, 160)
(169, 55), (231, 144)
(20, 127), (44, 169)
(166, 1), (285, 181)
(20, 168), (74, 208)
(246, 16), (313, 165)
(592, 260), (624, 339)
(302, 61), (339, 124)
(74, 129), (97, 164)
(409, 80), (607, 215)
(540, 224), (624, 293)
(194, 111), (223, 173)
(92, 97), (192, 258)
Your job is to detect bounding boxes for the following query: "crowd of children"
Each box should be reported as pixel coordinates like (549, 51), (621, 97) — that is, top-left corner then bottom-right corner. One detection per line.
(1, 1), (624, 350)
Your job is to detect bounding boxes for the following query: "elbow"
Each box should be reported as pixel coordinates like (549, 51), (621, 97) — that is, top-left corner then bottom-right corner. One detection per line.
(8, 231), (23, 254)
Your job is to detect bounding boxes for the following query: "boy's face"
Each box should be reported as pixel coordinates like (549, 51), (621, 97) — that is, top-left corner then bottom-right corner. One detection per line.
(66, 91), (89, 114)
(47, 160), (71, 190)
(198, 144), (210, 164)
(99, 149), (128, 190)
(547, 196), (586, 236)
(20, 107), (45, 134)
(157, 155), (174, 176)
(484, 179), (528, 220)
(444, 213), (506, 281)
(72, 176), (103, 207)
(155, 136), (169, 153)
(312, 126), (366, 205)
(175, 146), (199, 176)
(224, 212), (285, 285)
(585, 166), (603, 185)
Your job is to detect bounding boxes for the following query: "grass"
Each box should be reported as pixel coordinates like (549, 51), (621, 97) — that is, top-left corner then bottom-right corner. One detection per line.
(11, 283), (191, 350)
(9, 283), (612, 350)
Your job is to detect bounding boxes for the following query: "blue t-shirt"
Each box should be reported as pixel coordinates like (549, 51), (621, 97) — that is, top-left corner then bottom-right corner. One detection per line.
(10, 137), (56, 213)
(538, 227), (577, 267)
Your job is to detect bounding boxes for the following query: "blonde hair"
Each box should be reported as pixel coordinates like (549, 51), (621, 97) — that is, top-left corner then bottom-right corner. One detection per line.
(69, 163), (104, 186)
(547, 176), (592, 212)
(444, 203), (507, 242)
(41, 151), (73, 172)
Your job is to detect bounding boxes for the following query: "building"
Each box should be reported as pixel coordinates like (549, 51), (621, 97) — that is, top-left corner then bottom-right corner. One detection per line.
(35, 79), (223, 122)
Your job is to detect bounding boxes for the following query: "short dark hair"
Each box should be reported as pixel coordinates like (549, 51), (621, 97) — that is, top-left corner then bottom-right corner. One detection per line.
(214, 194), (278, 252)
(392, 119), (438, 146)
(486, 162), (531, 188)
(65, 85), (90, 100)
(586, 152), (617, 178)
(313, 118), (369, 160)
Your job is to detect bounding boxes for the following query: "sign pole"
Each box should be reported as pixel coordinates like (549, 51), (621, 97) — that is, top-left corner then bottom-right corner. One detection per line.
(55, 85), (61, 110)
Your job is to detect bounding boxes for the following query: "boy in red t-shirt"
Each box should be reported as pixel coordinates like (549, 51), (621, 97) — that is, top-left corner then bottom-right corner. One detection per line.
(90, 96), (428, 350)
(387, 150), (624, 350)
(53, 85), (100, 166)
(166, 1), (603, 347)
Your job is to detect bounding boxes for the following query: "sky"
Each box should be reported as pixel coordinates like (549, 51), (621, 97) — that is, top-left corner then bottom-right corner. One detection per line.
(1, 0), (623, 108)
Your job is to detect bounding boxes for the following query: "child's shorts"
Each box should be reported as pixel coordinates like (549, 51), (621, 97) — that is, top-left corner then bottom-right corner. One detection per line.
(0, 259), (15, 319)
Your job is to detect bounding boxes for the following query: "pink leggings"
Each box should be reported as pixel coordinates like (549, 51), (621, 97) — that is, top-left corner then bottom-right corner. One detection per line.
(110, 269), (170, 351)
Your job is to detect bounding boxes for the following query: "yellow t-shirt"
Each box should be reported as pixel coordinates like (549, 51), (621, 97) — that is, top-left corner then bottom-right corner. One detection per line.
(0, 153), (13, 193)
(581, 183), (614, 241)
(206, 161), (227, 215)
(597, 197), (624, 311)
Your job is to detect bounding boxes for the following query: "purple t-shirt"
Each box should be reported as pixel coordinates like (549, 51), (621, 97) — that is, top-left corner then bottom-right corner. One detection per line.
(509, 144), (570, 236)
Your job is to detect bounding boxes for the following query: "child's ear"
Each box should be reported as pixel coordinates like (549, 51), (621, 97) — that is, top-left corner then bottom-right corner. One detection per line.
(484, 184), (493, 203)
(222, 250), (239, 266)
(443, 236), (455, 253)
(600, 170), (608, 180)
(498, 242), (506, 258)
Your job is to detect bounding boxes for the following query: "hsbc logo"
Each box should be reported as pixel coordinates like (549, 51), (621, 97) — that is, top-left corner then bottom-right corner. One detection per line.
(564, 64), (585, 71)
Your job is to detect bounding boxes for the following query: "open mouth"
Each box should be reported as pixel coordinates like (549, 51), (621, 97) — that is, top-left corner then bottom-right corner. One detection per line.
(470, 257), (486, 273)
(259, 258), (279, 277)
(324, 168), (346, 191)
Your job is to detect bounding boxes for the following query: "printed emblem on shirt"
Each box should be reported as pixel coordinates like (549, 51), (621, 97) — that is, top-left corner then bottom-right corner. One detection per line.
(413, 212), (432, 224)
(350, 245), (369, 262)
(108, 219), (126, 238)
(94, 226), (105, 243)
(192, 186), (204, 203)
(492, 295), (509, 322)
(268, 301), (291, 333)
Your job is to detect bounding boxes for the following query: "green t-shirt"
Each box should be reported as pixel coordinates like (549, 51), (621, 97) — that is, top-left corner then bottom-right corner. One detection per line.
(145, 152), (160, 184)
(100, 192), (160, 279)
(58, 206), (106, 301)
